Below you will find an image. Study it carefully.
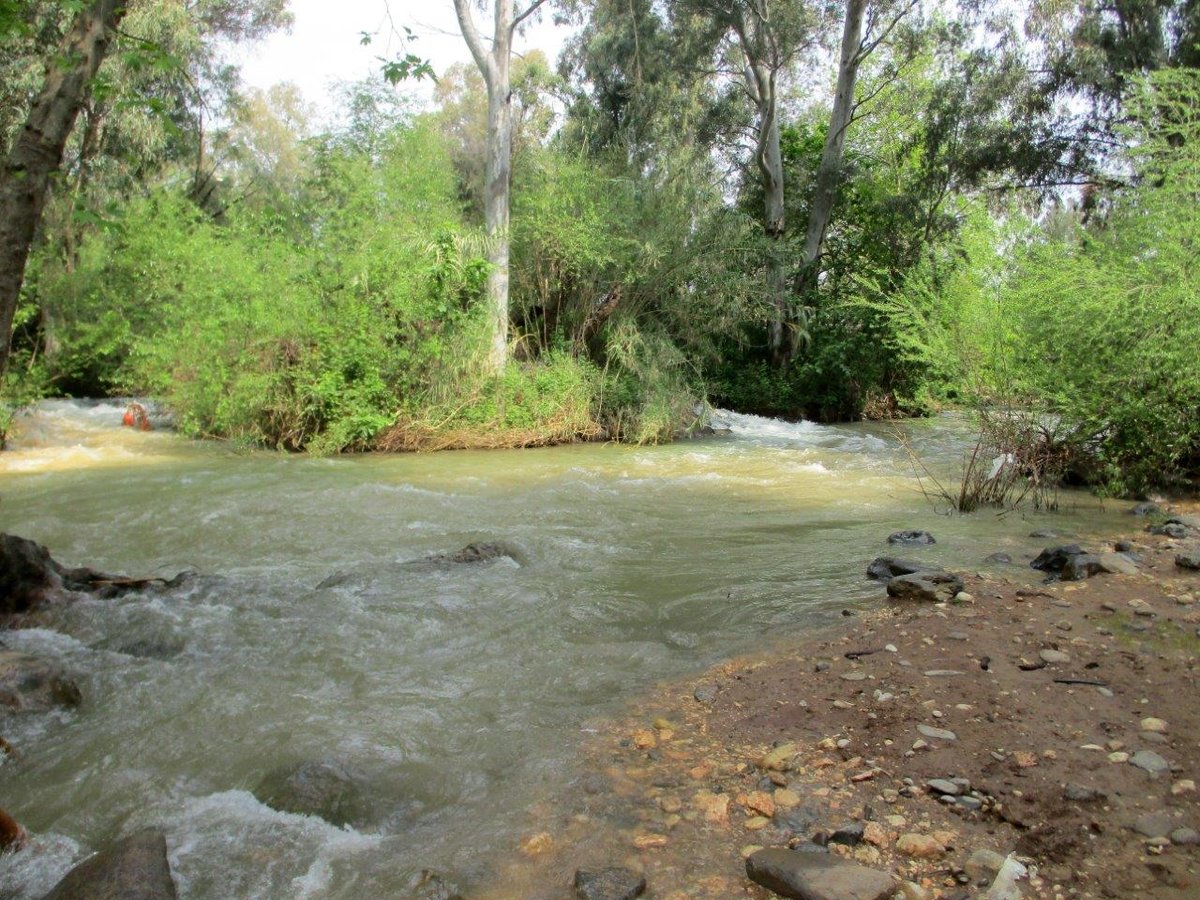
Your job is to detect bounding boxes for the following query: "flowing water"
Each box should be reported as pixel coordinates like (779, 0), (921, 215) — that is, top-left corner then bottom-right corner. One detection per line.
(0, 400), (1125, 898)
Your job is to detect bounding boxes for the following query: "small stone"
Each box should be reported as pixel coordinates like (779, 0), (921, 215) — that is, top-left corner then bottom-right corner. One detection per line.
(917, 724), (957, 742)
(881, 789), (899, 803)
(832, 700), (854, 710)
(1170, 828), (1200, 846)
(863, 822), (891, 847)
(896, 833), (944, 859)
(923, 670), (965, 677)
(1132, 812), (1174, 839)
(964, 848), (1007, 883)
(760, 743), (798, 771)
(658, 796), (682, 814)
(1130, 750), (1170, 776)
(693, 684), (717, 703)
(956, 796), (982, 811)
(745, 849), (895, 900)
(1140, 717), (1168, 734)
(926, 779), (960, 796)
(743, 816), (771, 831)
(741, 791), (776, 818)
(1039, 649), (1070, 664)
(774, 789), (801, 809)
(1012, 751), (1038, 769)
(841, 671), (868, 682)
(1171, 779), (1196, 796)
(829, 822), (865, 847)
(1108, 752), (1130, 763)
(1064, 783), (1104, 802)
(574, 867), (646, 900)
(633, 833), (668, 850)
(632, 729), (657, 750)
(899, 881), (931, 900)
(520, 832), (555, 857)
(885, 644), (898, 652)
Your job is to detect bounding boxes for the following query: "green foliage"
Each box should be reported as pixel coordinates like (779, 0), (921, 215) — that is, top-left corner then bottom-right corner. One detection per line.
(991, 69), (1200, 493)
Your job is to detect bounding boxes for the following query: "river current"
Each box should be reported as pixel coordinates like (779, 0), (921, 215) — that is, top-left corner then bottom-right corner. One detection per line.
(0, 400), (1124, 898)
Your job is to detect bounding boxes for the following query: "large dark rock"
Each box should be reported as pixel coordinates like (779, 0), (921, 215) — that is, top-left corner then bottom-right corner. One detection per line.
(1062, 552), (1138, 580)
(1130, 502), (1164, 517)
(0, 651), (81, 713)
(887, 530), (935, 545)
(886, 571), (964, 603)
(574, 866), (647, 900)
(1177, 551), (1200, 571)
(255, 760), (369, 827)
(41, 828), (177, 900)
(745, 848), (894, 900)
(0, 534), (63, 615)
(1148, 523), (1190, 539)
(428, 542), (524, 566)
(1, 533), (185, 615)
(1030, 545), (1087, 575)
(865, 557), (937, 581)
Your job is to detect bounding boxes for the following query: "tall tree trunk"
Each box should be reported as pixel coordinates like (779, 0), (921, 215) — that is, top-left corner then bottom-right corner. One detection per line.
(759, 88), (787, 365)
(455, 0), (518, 373)
(792, 0), (867, 358)
(0, 0), (127, 382)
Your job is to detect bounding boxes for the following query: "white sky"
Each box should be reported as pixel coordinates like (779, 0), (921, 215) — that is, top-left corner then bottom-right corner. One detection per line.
(234, 0), (570, 117)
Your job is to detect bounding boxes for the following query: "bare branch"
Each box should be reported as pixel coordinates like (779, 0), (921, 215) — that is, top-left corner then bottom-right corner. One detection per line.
(453, 0), (495, 84)
(512, 0), (550, 33)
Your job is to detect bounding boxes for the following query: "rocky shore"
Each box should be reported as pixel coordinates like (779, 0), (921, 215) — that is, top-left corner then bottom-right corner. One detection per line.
(480, 509), (1200, 899)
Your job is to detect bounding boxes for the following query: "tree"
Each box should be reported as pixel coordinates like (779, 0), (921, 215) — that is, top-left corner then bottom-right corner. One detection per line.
(453, 0), (550, 372)
(0, 0), (127, 382)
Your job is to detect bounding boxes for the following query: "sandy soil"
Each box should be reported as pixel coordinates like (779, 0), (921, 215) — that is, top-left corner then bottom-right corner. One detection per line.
(482, 514), (1200, 899)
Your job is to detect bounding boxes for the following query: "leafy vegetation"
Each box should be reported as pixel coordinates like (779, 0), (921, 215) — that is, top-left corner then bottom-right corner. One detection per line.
(1, 1), (1198, 493)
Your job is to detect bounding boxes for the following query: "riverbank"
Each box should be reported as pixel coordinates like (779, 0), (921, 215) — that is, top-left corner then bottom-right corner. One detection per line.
(482, 513), (1200, 899)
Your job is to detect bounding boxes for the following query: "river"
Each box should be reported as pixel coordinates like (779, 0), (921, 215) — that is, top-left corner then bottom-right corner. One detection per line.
(0, 400), (1124, 898)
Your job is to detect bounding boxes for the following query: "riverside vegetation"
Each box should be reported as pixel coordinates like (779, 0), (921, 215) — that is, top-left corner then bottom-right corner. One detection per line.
(1, 1), (1199, 497)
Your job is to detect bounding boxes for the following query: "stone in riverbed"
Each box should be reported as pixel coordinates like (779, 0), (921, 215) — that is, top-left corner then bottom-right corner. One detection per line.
(983, 552), (1013, 565)
(888, 531), (936, 546)
(745, 848), (894, 900)
(1039, 649), (1070, 664)
(1171, 828), (1200, 846)
(926, 779), (960, 796)
(1132, 812), (1174, 839)
(1129, 750), (1170, 777)
(866, 557), (937, 581)
(0, 651), (82, 712)
(1131, 502), (1163, 517)
(1030, 545), (1087, 576)
(41, 828), (177, 900)
(917, 724), (958, 742)
(693, 683), (718, 703)
(1149, 523), (1190, 539)
(1064, 783), (1105, 802)
(886, 572), (965, 603)
(407, 869), (464, 900)
(574, 867), (646, 900)
(896, 833), (945, 859)
(1176, 551), (1200, 571)
(255, 760), (369, 827)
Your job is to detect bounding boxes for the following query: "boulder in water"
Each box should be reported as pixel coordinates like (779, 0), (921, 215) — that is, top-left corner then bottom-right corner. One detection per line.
(1030, 545), (1087, 576)
(255, 760), (370, 827)
(0, 651), (81, 713)
(0, 534), (63, 615)
(866, 557), (938, 581)
(574, 867), (647, 900)
(41, 828), (177, 900)
(0, 806), (27, 852)
(428, 542), (524, 566)
(406, 869), (464, 900)
(887, 530), (936, 545)
(886, 571), (965, 603)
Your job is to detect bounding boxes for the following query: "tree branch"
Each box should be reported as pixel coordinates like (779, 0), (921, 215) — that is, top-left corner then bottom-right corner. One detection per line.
(512, 0), (550, 33)
(453, 0), (495, 84)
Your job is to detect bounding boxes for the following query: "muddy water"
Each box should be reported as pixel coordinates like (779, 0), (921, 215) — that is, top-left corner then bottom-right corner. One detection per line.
(0, 401), (1124, 898)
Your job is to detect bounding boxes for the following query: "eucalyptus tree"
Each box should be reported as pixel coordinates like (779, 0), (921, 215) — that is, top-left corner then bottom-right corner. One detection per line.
(0, 0), (128, 382)
(453, 0), (550, 372)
